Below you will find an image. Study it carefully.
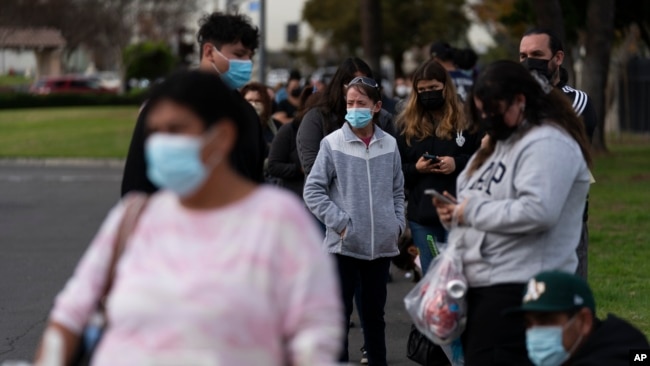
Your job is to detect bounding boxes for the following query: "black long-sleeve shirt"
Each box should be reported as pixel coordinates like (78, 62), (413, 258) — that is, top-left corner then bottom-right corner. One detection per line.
(397, 129), (482, 228)
(120, 91), (266, 197)
(267, 121), (303, 198)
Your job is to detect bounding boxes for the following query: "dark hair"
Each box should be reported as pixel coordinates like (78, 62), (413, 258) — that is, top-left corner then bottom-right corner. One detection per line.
(467, 60), (592, 175)
(293, 87), (317, 128)
(453, 48), (478, 70)
(197, 12), (259, 58)
(289, 69), (302, 81)
(240, 82), (272, 124)
(145, 70), (248, 163)
(523, 28), (564, 55)
(313, 57), (373, 134)
(430, 41), (454, 61)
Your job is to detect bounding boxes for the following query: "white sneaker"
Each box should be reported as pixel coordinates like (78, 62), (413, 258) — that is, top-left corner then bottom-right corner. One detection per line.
(360, 347), (368, 364)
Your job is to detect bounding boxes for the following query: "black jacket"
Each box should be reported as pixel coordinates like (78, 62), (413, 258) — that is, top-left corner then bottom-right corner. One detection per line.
(262, 118), (283, 157)
(397, 129), (482, 228)
(120, 91), (266, 196)
(568, 314), (649, 365)
(559, 83), (597, 143)
(267, 120), (303, 198)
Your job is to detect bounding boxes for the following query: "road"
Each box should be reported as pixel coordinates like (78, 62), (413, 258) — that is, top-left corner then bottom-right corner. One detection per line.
(0, 160), (418, 365)
(0, 160), (123, 362)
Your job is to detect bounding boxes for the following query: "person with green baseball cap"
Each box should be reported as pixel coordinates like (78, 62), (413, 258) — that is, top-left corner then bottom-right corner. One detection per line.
(509, 271), (649, 366)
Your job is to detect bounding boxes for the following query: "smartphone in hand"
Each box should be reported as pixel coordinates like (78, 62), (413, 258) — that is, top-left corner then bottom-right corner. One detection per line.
(422, 153), (440, 163)
(424, 188), (457, 205)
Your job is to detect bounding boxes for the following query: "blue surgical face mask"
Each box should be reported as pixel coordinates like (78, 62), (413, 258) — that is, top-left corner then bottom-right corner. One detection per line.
(212, 47), (252, 90)
(526, 317), (581, 366)
(145, 133), (219, 197)
(345, 108), (373, 129)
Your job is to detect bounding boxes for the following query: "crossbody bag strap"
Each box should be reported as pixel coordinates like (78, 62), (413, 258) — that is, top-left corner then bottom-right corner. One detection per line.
(100, 193), (149, 306)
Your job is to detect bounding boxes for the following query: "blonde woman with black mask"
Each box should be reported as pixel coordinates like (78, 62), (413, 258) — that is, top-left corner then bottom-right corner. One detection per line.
(396, 59), (482, 274)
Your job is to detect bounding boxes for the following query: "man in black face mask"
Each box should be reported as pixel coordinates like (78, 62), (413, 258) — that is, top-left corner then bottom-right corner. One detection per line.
(519, 28), (596, 142)
(519, 28), (594, 281)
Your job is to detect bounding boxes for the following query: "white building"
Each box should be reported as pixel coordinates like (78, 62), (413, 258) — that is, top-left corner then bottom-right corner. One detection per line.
(206, 0), (320, 52)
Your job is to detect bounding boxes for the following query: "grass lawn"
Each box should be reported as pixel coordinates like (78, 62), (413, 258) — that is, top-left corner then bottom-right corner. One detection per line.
(0, 74), (33, 87)
(589, 134), (650, 337)
(0, 106), (138, 158)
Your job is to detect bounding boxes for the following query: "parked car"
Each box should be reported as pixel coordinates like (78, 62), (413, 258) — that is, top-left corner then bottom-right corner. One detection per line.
(30, 76), (116, 95)
(95, 71), (122, 92)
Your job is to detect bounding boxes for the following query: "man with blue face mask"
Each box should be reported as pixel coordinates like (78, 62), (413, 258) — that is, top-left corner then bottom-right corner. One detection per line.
(121, 12), (265, 196)
(507, 271), (649, 366)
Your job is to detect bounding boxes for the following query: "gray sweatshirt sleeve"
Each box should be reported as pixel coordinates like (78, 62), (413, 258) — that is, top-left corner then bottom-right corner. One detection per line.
(393, 144), (406, 234)
(297, 108), (325, 177)
(463, 138), (584, 234)
(303, 140), (350, 233)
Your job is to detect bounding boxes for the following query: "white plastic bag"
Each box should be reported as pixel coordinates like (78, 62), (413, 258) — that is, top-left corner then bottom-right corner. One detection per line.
(404, 237), (467, 365)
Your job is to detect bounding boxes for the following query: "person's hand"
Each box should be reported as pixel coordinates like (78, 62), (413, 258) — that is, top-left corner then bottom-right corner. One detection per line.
(432, 156), (456, 175)
(434, 199), (455, 226)
(481, 134), (491, 149)
(432, 191), (465, 226)
(415, 155), (436, 173)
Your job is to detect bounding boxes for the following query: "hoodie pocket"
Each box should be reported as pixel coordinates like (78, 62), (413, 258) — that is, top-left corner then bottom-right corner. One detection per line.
(460, 229), (492, 286)
(341, 218), (369, 255)
(458, 228), (486, 263)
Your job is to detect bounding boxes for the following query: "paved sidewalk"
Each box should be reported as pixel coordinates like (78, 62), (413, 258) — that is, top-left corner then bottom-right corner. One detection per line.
(347, 269), (417, 365)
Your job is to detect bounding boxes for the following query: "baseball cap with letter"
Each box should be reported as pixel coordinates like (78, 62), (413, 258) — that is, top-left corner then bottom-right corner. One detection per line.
(507, 271), (596, 314)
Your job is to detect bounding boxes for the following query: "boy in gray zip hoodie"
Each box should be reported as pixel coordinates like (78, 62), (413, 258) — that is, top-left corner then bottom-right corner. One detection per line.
(304, 77), (405, 366)
(434, 61), (592, 366)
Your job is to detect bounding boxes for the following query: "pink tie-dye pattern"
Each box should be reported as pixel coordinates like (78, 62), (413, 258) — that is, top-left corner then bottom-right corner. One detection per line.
(50, 187), (342, 366)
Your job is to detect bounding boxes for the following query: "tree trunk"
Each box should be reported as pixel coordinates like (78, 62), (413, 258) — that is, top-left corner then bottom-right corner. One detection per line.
(360, 0), (382, 79)
(530, 0), (576, 84)
(391, 50), (404, 78)
(531, 0), (566, 42)
(582, 0), (615, 152)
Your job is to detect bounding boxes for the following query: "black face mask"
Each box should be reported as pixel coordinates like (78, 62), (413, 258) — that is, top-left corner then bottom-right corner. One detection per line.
(290, 87), (302, 98)
(480, 114), (518, 141)
(521, 58), (553, 82)
(418, 90), (445, 111)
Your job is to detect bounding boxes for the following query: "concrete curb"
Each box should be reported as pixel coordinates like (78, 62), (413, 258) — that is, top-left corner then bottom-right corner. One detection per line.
(0, 158), (126, 168)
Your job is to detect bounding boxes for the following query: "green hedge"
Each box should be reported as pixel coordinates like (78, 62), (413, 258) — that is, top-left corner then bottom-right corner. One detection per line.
(0, 92), (147, 109)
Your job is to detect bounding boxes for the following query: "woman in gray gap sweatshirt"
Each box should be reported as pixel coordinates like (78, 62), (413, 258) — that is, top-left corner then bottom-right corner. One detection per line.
(303, 77), (405, 366)
(434, 61), (593, 366)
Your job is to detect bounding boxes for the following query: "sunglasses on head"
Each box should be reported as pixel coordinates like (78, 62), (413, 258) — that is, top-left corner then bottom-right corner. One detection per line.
(348, 76), (379, 89)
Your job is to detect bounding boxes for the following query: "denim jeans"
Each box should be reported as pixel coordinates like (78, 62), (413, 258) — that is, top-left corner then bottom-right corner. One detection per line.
(408, 221), (448, 275)
(334, 254), (391, 366)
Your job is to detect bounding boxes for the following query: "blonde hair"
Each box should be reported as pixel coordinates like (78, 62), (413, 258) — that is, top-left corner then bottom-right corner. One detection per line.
(396, 60), (467, 146)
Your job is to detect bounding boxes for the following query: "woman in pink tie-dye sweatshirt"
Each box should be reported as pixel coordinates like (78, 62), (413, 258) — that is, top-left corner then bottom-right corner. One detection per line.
(36, 71), (342, 366)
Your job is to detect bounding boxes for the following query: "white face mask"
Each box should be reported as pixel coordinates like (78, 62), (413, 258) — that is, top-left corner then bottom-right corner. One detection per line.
(396, 84), (410, 98)
(249, 101), (264, 117)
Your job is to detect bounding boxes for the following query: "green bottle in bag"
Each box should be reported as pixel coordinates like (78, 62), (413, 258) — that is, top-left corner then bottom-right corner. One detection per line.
(427, 234), (439, 258)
